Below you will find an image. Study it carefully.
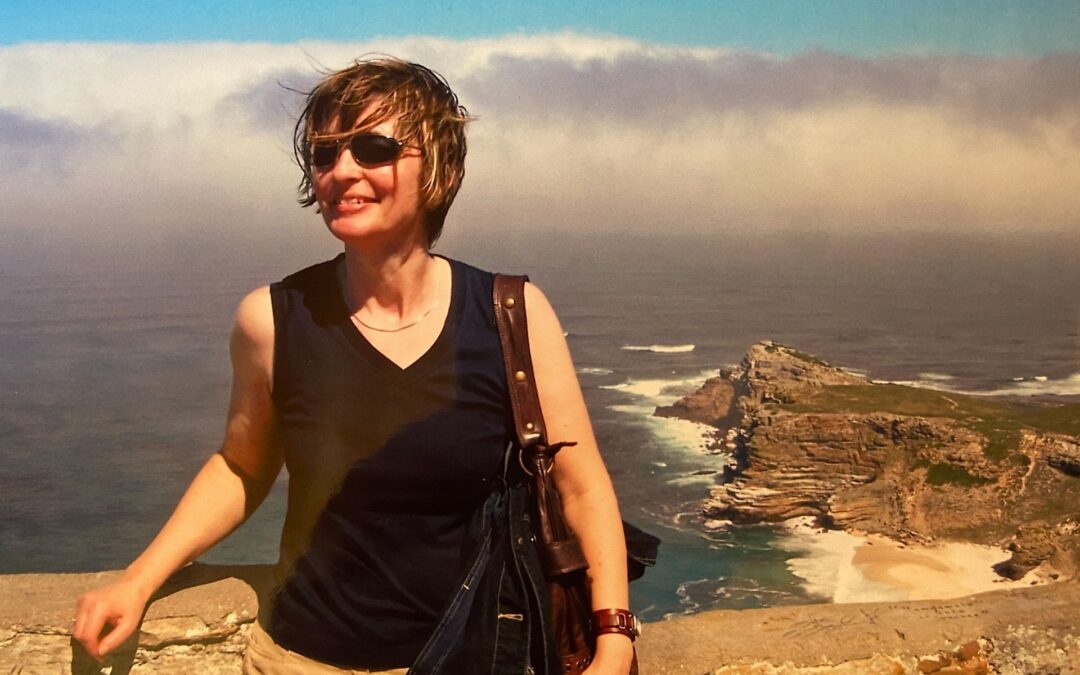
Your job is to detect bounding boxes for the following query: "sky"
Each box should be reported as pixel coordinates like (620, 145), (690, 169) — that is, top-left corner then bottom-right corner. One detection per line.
(2, 2), (1079, 253)
(4, 1), (1080, 55)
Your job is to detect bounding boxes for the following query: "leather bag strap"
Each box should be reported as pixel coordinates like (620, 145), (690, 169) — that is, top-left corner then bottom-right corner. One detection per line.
(493, 274), (589, 578)
(493, 274), (547, 449)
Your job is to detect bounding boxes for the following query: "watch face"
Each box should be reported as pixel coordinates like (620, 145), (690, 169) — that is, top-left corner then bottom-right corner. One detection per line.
(632, 614), (642, 637)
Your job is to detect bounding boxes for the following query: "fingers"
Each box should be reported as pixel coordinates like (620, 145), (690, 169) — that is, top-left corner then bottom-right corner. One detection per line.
(96, 612), (137, 657)
(73, 594), (110, 661)
(73, 590), (139, 662)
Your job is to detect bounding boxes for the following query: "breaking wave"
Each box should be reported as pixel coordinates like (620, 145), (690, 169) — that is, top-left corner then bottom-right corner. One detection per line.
(621, 344), (695, 354)
(917, 371), (955, 381)
(576, 366), (614, 376)
(882, 371), (1080, 397)
(600, 370), (717, 402)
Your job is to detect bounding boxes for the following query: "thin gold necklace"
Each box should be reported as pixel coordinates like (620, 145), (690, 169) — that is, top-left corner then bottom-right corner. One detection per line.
(348, 267), (441, 333)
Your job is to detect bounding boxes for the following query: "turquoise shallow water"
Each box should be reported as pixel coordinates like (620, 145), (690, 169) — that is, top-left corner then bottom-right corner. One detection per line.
(2, 229), (1077, 620)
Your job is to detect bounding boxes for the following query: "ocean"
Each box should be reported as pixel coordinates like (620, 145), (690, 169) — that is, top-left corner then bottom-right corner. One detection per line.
(2, 228), (1078, 621)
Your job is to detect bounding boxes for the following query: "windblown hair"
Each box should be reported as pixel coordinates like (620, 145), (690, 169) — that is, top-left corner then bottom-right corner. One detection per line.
(293, 57), (471, 245)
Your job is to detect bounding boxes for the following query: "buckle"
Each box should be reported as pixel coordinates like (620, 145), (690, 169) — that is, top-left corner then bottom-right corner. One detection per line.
(591, 608), (641, 641)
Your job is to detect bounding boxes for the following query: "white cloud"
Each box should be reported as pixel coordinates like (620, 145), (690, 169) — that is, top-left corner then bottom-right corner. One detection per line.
(1, 34), (1078, 248)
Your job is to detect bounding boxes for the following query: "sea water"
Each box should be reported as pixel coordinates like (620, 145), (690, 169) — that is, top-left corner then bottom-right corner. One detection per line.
(1, 229), (1077, 620)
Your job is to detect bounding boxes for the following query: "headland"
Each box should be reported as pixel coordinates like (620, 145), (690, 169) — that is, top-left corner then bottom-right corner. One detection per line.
(657, 341), (1080, 602)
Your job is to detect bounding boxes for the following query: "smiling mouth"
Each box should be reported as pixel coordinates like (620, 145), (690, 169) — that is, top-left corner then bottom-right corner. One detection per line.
(330, 196), (378, 214)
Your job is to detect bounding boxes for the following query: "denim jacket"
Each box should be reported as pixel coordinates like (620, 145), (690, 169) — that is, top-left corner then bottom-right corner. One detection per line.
(409, 458), (558, 675)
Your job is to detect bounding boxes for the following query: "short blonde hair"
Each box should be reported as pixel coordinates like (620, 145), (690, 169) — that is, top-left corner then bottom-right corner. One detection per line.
(293, 57), (471, 245)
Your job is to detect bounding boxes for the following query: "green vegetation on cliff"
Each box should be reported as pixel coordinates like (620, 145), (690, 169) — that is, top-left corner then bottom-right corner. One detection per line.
(784, 383), (1080, 462)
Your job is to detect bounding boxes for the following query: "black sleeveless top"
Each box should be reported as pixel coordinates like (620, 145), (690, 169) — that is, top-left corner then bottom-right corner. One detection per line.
(265, 254), (512, 668)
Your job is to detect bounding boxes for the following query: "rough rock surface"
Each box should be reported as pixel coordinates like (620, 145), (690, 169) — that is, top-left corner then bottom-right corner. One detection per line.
(655, 375), (739, 428)
(663, 342), (1080, 578)
(0, 564), (271, 674)
(735, 342), (866, 411)
(4, 569), (1078, 674)
(1045, 436), (1080, 477)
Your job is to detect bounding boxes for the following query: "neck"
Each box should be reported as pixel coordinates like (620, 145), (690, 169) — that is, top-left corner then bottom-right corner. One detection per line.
(341, 239), (439, 322)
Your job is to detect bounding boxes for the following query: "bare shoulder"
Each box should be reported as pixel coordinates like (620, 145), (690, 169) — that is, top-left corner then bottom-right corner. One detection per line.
(523, 281), (577, 389)
(523, 281), (565, 344)
(522, 284), (603, 474)
(235, 286), (273, 338)
(231, 286), (274, 375)
(222, 286), (282, 476)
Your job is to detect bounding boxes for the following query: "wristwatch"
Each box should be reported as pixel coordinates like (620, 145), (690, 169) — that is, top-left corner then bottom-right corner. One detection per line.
(591, 609), (641, 641)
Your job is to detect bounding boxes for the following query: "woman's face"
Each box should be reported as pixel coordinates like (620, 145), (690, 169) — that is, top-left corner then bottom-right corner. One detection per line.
(312, 113), (426, 249)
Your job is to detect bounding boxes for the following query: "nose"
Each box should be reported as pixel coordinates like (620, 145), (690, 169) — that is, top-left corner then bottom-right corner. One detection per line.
(326, 143), (364, 181)
(314, 144), (366, 212)
(332, 144), (362, 176)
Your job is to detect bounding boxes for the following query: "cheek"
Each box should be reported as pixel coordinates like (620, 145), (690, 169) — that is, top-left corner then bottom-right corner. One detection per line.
(314, 173), (335, 198)
(396, 162), (425, 202)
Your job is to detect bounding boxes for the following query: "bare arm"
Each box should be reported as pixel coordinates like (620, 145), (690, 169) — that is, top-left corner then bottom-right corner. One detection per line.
(73, 286), (283, 661)
(524, 282), (634, 674)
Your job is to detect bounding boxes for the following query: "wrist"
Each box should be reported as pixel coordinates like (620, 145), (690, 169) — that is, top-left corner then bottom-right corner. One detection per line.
(593, 633), (635, 672)
(595, 631), (634, 651)
(591, 608), (641, 642)
(120, 563), (164, 600)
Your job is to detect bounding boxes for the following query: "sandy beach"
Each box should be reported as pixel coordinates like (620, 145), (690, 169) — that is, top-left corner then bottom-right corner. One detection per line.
(850, 534), (1048, 600)
(779, 517), (1051, 603)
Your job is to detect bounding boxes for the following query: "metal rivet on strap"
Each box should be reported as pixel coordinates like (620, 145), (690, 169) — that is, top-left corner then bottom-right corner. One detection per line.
(504, 296), (516, 308)
(525, 422), (535, 431)
(514, 370), (527, 382)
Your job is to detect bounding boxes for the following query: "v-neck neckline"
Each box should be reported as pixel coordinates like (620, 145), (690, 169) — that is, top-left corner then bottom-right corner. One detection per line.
(334, 254), (463, 386)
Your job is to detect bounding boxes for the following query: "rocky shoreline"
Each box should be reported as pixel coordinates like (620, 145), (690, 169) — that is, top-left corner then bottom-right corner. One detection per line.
(657, 341), (1080, 584)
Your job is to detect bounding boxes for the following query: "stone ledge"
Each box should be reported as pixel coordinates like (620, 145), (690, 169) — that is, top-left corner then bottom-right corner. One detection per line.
(3, 565), (1078, 673)
(2, 564), (270, 674)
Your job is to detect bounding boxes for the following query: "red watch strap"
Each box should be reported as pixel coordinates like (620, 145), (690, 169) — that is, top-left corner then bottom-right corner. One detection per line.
(591, 609), (640, 641)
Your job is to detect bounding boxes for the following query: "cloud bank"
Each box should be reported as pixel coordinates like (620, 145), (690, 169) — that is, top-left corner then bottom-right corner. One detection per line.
(1, 34), (1078, 248)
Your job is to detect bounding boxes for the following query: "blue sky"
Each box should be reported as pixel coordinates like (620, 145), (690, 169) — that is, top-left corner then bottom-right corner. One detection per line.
(2, 0), (1079, 55)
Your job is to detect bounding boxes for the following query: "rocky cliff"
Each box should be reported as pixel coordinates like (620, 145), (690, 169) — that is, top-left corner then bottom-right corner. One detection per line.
(659, 342), (1080, 580)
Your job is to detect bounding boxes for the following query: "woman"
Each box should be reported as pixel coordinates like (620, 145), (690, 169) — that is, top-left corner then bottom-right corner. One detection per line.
(74, 57), (635, 674)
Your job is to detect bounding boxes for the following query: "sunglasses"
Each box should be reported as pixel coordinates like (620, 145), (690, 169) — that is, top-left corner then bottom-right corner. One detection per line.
(310, 134), (414, 169)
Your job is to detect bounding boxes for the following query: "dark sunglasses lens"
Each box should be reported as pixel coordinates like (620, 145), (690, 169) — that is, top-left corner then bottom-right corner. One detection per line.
(350, 136), (401, 164)
(311, 143), (339, 168)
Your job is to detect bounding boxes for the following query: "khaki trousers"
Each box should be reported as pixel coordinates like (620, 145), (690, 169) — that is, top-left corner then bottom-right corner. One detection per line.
(243, 621), (409, 675)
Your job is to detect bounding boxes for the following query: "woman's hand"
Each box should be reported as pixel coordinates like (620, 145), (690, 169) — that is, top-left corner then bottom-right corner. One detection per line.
(583, 633), (636, 674)
(73, 577), (152, 662)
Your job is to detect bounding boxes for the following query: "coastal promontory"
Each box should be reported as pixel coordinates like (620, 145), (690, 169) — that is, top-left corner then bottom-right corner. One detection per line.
(658, 341), (1080, 582)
